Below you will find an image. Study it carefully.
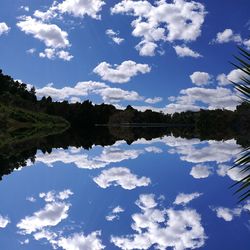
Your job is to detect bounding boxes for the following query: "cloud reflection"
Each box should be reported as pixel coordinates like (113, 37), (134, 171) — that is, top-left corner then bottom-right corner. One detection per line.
(111, 193), (206, 250)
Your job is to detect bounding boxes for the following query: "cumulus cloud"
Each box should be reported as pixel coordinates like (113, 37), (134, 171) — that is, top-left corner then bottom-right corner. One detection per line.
(34, 144), (161, 170)
(190, 71), (212, 86)
(17, 190), (73, 234)
(216, 164), (249, 182)
(165, 86), (240, 113)
(17, 202), (70, 234)
(169, 139), (241, 164)
(106, 206), (125, 221)
(39, 48), (73, 61)
(18, 189), (105, 249)
(0, 215), (10, 228)
(35, 148), (107, 169)
(212, 29), (250, 50)
(190, 164), (213, 179)
(144, 97), (163, 104)
(174, 45), (202, 58)
(26, 196), (36, 203)
(57, 0), (105, 19)
(96, 87), (143, 102)
(26, 48), (36, 54)
(17, 16), (72, 61)
(35, 79), (146, 103)
(17, 16), (69, 49)
(93, 60), (151, 83)
(111, 193), (207, 249)
(94, 147), (145, 165)
(20, 6), (30, 12)
(217, 69), (247, 86)
(174, 192), (203, 205)
(0, 22), (10, 36)
(106, 29), (124, 44)
(34, 0), (105, 21)
(111, 0), (206, 56)
(212, 207), (242, 221)
(93, 167), (151, 190)
(57, 231), (105, 250)
(213, 29), (242, 44)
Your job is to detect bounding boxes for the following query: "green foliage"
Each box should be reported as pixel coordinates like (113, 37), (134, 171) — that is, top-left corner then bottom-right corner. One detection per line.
(0, 103), (69, 148)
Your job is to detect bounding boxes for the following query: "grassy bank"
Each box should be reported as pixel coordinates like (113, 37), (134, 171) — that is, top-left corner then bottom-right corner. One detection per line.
(0, 103), (70, 147)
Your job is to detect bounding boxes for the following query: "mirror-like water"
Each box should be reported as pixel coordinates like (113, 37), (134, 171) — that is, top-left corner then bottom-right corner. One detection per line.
(0, 134), (249, 249)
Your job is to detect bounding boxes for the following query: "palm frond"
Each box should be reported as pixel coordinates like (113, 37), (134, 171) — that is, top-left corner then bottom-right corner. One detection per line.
(231, 47), (250, 202)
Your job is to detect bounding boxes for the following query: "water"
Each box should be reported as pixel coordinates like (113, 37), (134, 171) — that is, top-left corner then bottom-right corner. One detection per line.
(0, 133), (249, 249)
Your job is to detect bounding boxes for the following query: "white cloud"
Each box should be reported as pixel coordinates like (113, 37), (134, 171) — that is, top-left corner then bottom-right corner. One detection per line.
(18, 189), (105, 250)
(93, 167), (151, 190)
(173, 139), (241, 164)
(34, 144), (160, 170)
(112, 206), (125, 214)
(20, 6), (30, 12)
(135, 41), (158, 56)
(57, 50), (74, 61)
(57, 0), (105, 19)
(106, 29), (124, 44)
(111, 193), (207, 250)
(20, 239), (29, 245)
(17, 16), (73, 61)
(93, 60), (151, 83)
(39, 48), (73, 61)
(217, 69), (246, 86)
(190, 71), (212, 86)
(39, 189), (73, 203)
(243, 38), (250, 50)
(95, 87), (143, 102)
(105, 215), (117, 221)
(94, 146), (145, 164)
(26, 48), (36, 54)
(35, 148), (107, 169)
(165, 86), (240, 113)
(106, 206), (125, 221)
(145, 97), (162, 104)
(174, 45), (202, 58)
(212, 207), (242, 221)
(212, 29), (250, 50)
(34, 0), (105, 21)
(57, 231), (105, 250)
(111, 0), (206, 56)
(213, 29), (242, 44)
(39, 48), (56, 60)
(17, 16), (70, 49)
(174, 192), (203, 205)
(145, 146), (163, 153)
(190, 164), (213, 179)
(26, 197), (36, 203)
(216, 164), (249, 182)
(0, 215), (10, 228)
(0, 22), (10, 36)
(17, 201), (70, 234)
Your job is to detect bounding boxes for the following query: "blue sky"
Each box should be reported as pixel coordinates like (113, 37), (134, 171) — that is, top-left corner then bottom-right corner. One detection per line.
(0, 0), (249, 113)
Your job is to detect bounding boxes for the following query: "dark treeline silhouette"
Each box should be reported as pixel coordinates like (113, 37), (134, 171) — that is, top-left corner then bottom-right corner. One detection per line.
(1, 69), (250, 133)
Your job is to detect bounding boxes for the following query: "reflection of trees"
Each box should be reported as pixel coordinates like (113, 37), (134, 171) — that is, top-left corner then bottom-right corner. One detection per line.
(231, 48), (250, 202)
(0, 123), (249, 181)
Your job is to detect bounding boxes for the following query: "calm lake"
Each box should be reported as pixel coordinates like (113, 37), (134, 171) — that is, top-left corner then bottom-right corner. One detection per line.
(0, 130), (249, 249)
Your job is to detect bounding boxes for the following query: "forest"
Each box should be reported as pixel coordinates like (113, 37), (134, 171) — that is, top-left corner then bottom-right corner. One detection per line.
(0, 68), (250, 133)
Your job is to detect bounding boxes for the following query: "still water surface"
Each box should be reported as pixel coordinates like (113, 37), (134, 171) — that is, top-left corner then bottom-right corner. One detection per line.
(0, 136), (249, 249)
